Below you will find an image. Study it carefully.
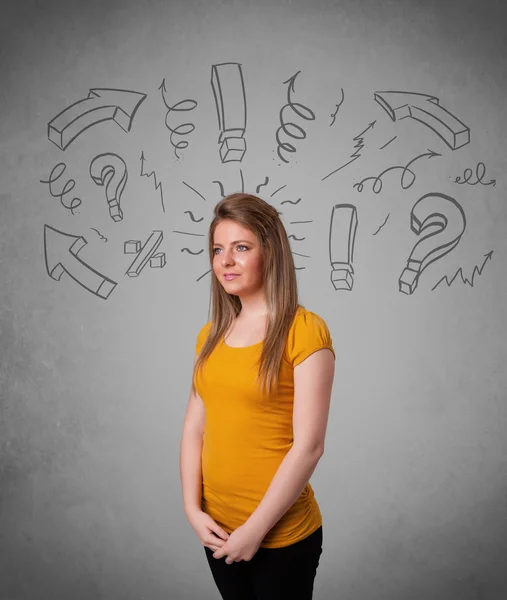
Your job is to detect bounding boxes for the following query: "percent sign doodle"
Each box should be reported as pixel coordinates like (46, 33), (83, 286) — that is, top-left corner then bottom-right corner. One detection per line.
(124, 231), (166, 277)
(329, 204), (358, 291)
(211, 62), (247, 163)
(89, 153), (128, 222)
(399, 192), (466, 295)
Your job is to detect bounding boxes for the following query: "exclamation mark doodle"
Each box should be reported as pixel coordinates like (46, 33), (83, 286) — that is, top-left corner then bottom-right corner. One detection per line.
(329, 204), (358, 291)
(211, 63), (247, 163)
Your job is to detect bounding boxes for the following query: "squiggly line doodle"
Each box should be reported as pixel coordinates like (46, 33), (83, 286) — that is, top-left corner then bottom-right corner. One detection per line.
(40, 163), (82, 214)
(452, 162), (496, 187)
(181, 248), (204, 255)
(322, 120), (376, 182)
(275, 71), (316, 163)
(330, 88), (344, 127)
(432, 251), (493, 290)
(140, 151), (165, 212)
(185, 210), (204, 223)
(213, 180), (226, 198)
(399, 192), (466, 295)
(159, 78), (197, 159)
(124, 231), (166, 277)
(354, 149), (441, 193)
(90, 228), (107, 242)
(372, 214), (390, 236)
(256, 177), (269, 193)
(211, 62), (247, 163)
(47, 87), (147, 150)
(44, 224), (117, 299)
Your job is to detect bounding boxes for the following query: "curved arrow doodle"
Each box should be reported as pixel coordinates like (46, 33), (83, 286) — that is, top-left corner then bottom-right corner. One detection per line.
(44, 225), (117, 299)
(374, 91), (470, 150)
(48, 88), (147, 150)
(89, 153), (128, 222)
(399, 192), (466, 295)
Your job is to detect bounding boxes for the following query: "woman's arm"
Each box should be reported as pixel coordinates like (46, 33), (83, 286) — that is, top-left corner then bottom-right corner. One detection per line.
(179, 356), (206, 518)
(243, 348), (335, 539)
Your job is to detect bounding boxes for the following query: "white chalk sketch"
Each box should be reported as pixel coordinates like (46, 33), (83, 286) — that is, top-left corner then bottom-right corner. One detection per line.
(124, 231), (166, 277)
(374, 91), (470, 150)
(89, 153), (128, 223)
(275, 71), (316, 163)
(329, 204), (358, 291)
(48, 88), (146, 150)
(399, 192), (466, 295)
(44, 224), (117, 299)
(211, 63), (247, 163)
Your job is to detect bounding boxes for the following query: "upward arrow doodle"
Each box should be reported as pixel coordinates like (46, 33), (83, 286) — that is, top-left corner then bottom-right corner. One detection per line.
(48, 88), (147, 150)
(374, 91), (470, 150)
(44, 225), (117, 299)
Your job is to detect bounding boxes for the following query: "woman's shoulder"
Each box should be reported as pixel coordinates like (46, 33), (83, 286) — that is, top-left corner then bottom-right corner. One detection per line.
(285, 305), (335, 366)
(195, 320), (212, 354)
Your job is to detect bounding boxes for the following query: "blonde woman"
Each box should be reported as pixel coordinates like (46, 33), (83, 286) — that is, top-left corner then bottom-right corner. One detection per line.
(180, 193), (335, 599)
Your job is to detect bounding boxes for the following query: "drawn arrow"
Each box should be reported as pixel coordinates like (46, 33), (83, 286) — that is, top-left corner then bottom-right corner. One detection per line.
(44, 224), (117, 299)
(374, 91), (470, 150)
(48, 88), (147, 150)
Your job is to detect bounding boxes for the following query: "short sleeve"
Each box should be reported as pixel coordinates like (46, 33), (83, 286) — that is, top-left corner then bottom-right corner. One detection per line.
(195, 321), (212, 355)
(285, 310), (335, 367)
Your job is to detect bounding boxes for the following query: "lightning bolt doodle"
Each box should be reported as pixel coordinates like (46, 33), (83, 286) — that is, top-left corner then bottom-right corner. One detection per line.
(140, 151), (165, 212)
(322, 120), (376, 181)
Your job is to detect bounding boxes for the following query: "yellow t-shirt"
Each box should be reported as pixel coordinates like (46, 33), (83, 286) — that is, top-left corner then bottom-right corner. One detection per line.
(193, 305), (335, 548)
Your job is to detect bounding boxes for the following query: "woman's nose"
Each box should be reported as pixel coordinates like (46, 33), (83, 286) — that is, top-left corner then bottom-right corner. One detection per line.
(221, 250), (234, 266)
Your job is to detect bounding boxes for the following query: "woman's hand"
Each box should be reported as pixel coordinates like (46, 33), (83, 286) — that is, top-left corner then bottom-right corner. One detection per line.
(212, 523), (264, 564)
(186, 508), (230, 552)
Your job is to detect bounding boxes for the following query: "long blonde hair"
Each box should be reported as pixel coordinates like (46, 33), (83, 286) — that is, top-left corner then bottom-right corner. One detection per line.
(193, 192), (301, 396)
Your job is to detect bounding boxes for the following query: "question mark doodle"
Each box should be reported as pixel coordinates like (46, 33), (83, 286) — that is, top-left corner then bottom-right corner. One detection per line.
(399, 192), (466, 295)
(89, 153), (128, 222)
(329, 204), (358, 291)
(211, 62), (247, 163)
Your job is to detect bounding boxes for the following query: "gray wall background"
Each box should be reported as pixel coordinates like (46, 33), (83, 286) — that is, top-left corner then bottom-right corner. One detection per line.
(1, 0), (506, 598)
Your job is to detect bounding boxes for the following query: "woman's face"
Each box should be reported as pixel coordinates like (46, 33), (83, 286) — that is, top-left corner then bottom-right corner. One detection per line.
(212, 220), (264, 297)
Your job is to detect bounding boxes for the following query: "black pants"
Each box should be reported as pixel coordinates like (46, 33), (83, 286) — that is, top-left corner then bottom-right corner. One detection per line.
(204, 526), (323, 600)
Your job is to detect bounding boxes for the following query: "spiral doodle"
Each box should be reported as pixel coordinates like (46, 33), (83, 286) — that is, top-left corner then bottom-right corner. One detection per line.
(275, 71), (316, 163)
(40, 162), (82, 214)
(159, 79), (197, 159)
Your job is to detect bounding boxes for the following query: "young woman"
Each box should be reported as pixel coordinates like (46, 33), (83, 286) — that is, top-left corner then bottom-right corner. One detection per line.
(179, 193), (335, 599)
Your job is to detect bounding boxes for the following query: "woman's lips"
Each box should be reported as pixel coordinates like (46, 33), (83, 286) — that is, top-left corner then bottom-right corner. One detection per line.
(224, 274), (240, 281)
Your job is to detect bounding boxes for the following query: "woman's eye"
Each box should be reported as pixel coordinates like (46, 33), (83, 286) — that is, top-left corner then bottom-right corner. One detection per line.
(237, 245), (248, 251)
(213, 248), (221, 254)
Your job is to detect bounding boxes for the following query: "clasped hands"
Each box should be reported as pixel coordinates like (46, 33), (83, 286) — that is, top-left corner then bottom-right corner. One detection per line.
(212, 523), (264, 565)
